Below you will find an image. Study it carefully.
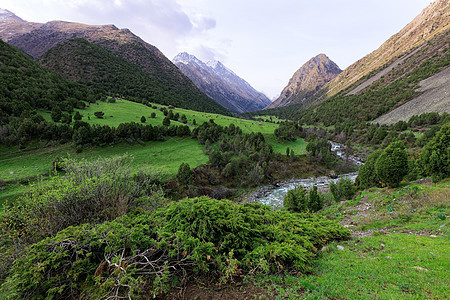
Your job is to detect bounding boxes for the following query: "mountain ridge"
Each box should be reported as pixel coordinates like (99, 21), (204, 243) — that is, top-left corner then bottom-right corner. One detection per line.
(0, 10), (229, 115)
(267, 53), (342, 109)
(173, 52), (271, 113)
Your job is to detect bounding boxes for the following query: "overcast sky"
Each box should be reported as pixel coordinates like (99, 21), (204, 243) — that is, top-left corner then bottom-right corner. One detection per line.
(1, 0), (433, 98)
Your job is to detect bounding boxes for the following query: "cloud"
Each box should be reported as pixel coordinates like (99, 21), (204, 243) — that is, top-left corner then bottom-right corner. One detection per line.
(3, 0), (218, 58)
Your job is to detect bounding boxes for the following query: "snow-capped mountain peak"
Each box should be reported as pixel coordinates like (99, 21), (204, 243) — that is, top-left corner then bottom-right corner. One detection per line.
(173, 52), (271, 113)
(0, 8), (24, 22)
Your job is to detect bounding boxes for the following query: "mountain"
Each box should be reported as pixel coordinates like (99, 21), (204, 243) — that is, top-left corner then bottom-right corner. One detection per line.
(266, 54), (342, 109)
(173, 52), (271, 113)
(0, 39), (99, 120)
(324, 0), (450, 98)
(0, 10), (229, 115)
(270, 0), (450, 125)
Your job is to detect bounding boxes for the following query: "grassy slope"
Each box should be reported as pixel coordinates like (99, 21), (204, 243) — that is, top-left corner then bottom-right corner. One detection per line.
(251, 180), (450, 299)
(40, 99), (307, 154)
(4, 99), (307, 206)
(0, 137), (207, 207)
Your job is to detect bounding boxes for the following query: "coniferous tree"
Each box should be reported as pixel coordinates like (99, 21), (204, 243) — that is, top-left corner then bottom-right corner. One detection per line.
(419, 124), (449, 182)
(375, 141), (408, 187)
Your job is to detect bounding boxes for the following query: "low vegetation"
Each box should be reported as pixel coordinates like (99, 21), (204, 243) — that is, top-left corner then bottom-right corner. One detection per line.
(0, 157), (350, 298)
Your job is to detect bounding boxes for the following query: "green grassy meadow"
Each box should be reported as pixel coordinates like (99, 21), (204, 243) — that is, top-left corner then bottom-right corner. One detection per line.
(247, 180), (450, 299)
(4, 99), (308, 207)
(41, 99), (280, 134)
(0, 137), (207, 207)
(255, 233), (449, 299)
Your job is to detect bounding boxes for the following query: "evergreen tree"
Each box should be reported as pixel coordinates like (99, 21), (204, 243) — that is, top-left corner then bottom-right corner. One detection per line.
(309, 185), (323, 212)
(177, 163), (191, 185)
(51, 108), (63, 122)
(163, 117), (171, 127)
(284, 186), (308, 213)
(358, 149), (383, 189)
(375, 141), (408, 187)
(141, 116), (146, 123)
(74, 111), (82, 121)
(419, 124), (449, 182)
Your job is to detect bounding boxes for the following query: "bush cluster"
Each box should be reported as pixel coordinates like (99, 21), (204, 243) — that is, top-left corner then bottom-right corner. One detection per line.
(284, 185), (324, 212)
(1, 197), (350, 299)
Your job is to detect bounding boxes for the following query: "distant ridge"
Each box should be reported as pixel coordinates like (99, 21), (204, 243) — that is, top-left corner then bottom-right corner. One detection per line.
(173, 52), (271, 113)
(0, 10), (229, 115)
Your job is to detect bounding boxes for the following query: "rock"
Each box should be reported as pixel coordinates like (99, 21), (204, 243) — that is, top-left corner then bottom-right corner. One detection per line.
(412, 266), (428, 272)
(337, 245), (345, 251)
(385, 256), (392, 259)
(380, 243), (385, 247)
(430, 235), (437, 237)
(9, 171), (14, 174)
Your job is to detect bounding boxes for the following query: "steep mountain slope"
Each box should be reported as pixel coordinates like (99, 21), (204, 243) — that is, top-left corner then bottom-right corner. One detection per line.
(0, 39), (99, 120)
(324, 0), (450, 98)
(267, 54), (342, 109)
(266, 0), (449, 125)
(173, 52), (271, 113)
(38, 39), (227, 113)
(0, 10), (229, 115)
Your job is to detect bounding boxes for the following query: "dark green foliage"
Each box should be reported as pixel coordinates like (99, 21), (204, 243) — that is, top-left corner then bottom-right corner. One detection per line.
(284, 186), (308, 212)
(306, 137), (336, 167)
(358, 149), (383, 189)
(50, 108), (63, 122)
(330, 178), (356, 201)
(39, 39), (230, 115)
(274, 121), (300, 141)
(375, 141), (408, 187)
(94, 111), (104, 118)
(1, 197), (350, 299)
(0, 40), (99, 126)
(73, 111), (82, 121)
(150, 112), (156, 118)
(209, 149), (224, 167)
(163, 116), (171, 126)
(308, 185), (323, 212)
(177, 163), (191, 185)
(419, 123), (450, 182)
(141, 115), (146, 123)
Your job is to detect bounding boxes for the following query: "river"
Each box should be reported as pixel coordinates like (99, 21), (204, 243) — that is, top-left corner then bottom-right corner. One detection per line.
(246, 141), (362, 209)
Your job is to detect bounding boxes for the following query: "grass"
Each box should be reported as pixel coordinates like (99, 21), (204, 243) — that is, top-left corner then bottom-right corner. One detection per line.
(267, 136), (308, 155)
(40, 99), (280, 134)
(255, 233), (449, 299)
(247, 179), (450, 299)
(0, 137), (208, 208)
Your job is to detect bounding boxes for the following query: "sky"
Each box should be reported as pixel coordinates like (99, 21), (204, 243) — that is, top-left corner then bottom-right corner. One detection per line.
(0, 0), (434, 99)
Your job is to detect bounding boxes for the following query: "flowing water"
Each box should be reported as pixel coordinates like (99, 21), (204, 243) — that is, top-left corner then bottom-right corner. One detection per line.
(247, 141), (362, 209)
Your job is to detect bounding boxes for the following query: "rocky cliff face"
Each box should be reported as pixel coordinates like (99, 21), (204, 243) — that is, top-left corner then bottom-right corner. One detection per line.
(0, 10), (229, 114)
(173, 52), (271, 113)
(267, 54), (341, 109)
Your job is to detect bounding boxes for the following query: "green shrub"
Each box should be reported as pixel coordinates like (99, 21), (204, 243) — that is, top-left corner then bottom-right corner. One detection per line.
(0, 155), (165, 246)
(419, 123), (449, 182)
(375, 141), (408, 187)
(284, 185), (324, 213)
(284, 186), (308, 212)
(177, 162), (191, 185)
(358, 149), (382, 189)
(1, 197), (350, 299)
(330, 178), (356, 201)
